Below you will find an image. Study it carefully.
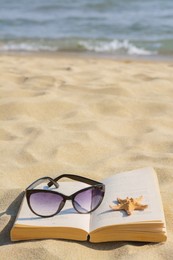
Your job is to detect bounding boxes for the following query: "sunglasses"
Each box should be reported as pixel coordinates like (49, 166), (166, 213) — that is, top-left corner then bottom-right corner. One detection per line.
(26, 174), (105, 217)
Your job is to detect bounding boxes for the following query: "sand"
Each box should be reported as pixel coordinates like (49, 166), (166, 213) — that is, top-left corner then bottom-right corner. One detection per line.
(0, 53), (173, 260)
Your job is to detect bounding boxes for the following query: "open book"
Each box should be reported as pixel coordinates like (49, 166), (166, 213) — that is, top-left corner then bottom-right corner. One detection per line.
(10, 167), (167, 243)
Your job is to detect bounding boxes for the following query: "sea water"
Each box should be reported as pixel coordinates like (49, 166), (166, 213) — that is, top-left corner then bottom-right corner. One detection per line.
(0, 0), (173, 58)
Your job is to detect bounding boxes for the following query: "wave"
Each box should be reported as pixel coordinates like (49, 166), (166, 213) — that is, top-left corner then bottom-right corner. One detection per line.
(0, 39), (155, 56)
(79, 39), (154, 56)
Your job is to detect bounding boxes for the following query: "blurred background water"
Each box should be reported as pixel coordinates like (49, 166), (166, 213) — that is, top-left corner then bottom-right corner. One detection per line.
(0, 0), (173, 58)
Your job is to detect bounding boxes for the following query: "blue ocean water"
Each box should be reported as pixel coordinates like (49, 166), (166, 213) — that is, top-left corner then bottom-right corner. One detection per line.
(0, 0), (173, 57)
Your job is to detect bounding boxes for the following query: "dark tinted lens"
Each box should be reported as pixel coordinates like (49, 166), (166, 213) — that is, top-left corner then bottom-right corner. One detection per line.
(73, 186), (104, 213)
(29, 191), (64, 217)
(91, 186), (104, 210)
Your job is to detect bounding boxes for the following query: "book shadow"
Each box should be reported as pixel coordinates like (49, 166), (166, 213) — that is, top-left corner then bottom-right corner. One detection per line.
(77, 240), (153, 251)
(0, 191), (25, 246)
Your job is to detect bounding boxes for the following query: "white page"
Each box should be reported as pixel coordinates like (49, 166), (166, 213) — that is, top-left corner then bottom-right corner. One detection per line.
(90, 167), (165, 232)
(15, 182), (91, 233)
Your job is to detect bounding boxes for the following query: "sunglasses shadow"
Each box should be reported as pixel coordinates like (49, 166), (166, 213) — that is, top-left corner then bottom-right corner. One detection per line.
(17, 207), (78, 221)
(59, 208), (77, 215)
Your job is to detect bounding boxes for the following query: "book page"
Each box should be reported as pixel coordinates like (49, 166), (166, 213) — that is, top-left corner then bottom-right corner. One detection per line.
(15, 182), (91, 233)
(90, 167), (166, 232)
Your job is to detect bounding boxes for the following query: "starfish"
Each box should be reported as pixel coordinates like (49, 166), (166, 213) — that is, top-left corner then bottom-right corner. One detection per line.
(110, 196), (148, 215)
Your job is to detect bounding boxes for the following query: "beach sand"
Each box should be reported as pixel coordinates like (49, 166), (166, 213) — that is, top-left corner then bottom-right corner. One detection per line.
(0, 53), (173, 259)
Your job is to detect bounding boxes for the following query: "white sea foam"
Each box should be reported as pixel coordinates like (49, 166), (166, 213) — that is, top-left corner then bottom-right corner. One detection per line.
(0, 42), (58, 52)
(79, 39), (153, 56)
(0, 39), (155, 56)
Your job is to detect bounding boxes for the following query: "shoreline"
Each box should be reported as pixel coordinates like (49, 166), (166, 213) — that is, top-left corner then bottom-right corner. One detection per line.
(1, 50), (173, 63)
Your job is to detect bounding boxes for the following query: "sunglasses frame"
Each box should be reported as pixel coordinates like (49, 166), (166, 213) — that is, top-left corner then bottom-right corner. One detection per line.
(26, 174), (105, 218)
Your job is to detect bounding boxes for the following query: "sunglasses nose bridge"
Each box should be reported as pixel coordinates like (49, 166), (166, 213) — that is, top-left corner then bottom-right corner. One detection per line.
(65, 195), (73, 201)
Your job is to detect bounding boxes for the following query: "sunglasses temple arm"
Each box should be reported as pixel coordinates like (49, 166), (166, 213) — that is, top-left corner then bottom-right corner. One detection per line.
(48, 174), (102, 187)
(26, 177), (59, 190)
